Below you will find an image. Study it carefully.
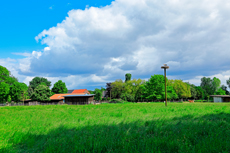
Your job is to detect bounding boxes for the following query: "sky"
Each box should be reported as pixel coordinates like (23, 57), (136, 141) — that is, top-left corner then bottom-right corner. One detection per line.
(1, 0), (230, 90)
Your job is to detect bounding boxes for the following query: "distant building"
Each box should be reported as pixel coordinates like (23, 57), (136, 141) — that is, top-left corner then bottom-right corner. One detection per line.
(210, 95), (230, 102)
(50, 89), (94, 105)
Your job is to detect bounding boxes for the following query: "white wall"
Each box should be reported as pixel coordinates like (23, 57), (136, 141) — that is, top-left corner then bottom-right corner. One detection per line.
(213, 97), (223, 103)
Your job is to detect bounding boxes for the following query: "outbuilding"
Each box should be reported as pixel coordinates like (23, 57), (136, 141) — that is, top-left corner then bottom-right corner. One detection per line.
(210, 95), (230, 102)
(63, 94), (95, 105)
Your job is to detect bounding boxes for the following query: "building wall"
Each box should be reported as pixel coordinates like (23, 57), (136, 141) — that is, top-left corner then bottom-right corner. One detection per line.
(223, 97), (230, 102)
(213, 97), (223, 103)
(65, 96), (93, 105)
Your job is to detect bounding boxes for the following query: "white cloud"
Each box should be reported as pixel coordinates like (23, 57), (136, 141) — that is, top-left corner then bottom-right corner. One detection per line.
(2, 0), (230, 89)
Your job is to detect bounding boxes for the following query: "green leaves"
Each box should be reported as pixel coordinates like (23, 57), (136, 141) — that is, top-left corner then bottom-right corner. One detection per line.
(31, 84), (52, 102)
(29, 77), (51, 90)
(51, 80), (68, 94)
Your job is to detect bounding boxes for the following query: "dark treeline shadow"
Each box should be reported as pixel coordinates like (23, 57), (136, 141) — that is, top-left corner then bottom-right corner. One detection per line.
(1, 113), (230, 153)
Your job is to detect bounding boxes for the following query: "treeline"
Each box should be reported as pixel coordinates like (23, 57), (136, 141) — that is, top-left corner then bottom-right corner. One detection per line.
(0, 65), (68, 103)
(100, 73), (230, 102)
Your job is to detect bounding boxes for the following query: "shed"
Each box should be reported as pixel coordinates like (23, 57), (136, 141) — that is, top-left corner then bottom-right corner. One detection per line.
(210, 95), (230, 102)
(63, 94), (95, 105)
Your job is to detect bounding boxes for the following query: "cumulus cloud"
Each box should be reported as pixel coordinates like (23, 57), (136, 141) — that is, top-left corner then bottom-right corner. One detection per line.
(3, 0), (230, 89)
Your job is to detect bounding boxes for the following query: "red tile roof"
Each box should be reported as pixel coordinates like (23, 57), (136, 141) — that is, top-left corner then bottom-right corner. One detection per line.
(50, 89), (90, 100)
(72, 89), (89, 94)
(50, 93), (85, 100)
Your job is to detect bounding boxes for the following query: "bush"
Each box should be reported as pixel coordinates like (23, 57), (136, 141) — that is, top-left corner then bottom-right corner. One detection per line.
(109, 99), (124, 103)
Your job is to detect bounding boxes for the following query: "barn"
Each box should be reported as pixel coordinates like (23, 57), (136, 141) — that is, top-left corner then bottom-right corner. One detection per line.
(50, 89), (94, 105)
(210, 95), (230, 102)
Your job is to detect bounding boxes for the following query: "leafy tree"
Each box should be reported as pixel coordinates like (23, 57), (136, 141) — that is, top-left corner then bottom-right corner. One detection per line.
(164, 86), (178, 100)
(125, 73), (132, 82)
(7, 95), (11, 103)
(221, 85), (229, 95)
(28, 85), (34, 98)
(9, 82), (28, 102)
(94, 88), (102, 101)
(168, 79), (191, 99)
(0, 65), (18, 85)
(195, 86), (205, 100)
(121, 79), (145, 102)
(0, 82), (10, 103)
(186, 83), (197, 99)
(200, 77), (221, 99)
(31, 84), (52, 102)
(105, 82), (112, 99)
(142, 75), (165, 100)
(51, 80), (68, 94)
(227, 78), (230, 89)
(214, 88), (226, 95)
(29, 77), (51, 90)
(111, 79), (124, 99)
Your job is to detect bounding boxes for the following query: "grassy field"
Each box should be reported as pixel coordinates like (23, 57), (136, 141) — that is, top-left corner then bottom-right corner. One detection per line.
(0, 103), (230, 153)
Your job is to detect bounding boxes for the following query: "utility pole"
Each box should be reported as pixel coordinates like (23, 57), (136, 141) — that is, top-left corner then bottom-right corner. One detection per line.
(161, 64), (169, 106)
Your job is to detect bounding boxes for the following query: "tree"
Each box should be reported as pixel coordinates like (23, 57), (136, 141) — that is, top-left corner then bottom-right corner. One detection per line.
(168, 79), (191, 99)
(221, 85), (229, 95)
(142, 75), (166, 100)
(227, 78), (230, 89)
(29, 77), (51, 90)
(51, 80), (68, 94)
(31, 84), (52, 102)
(9, 82), (28, 102)
(125, 73), (132, 82)
(121, 79), (145, 102)
(94, 88), (102, 101)
(28, 85), (34, 98)
(105, 82), (112, 99)
(214, 88), (226, 95)
(195, 86), (205, 100)
(186, 83), (197, 99)
(200, 77), (221, 99)
(0, 82), (10, 103)
(7, 95), (11, 103)
(111, 79), (124, 99)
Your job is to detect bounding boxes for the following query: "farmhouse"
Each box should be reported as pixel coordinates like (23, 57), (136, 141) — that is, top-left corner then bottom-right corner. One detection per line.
(210, 95), (230, 102)
(50, 89), (94, 105)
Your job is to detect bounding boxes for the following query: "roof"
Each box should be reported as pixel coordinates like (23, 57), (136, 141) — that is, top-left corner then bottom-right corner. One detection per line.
(72, 89), (88, 94)
(63, 94), (95, 97)
(67, 90), (74, 93)
(210, 95), (230, 98)
(50, 93), (91, 100)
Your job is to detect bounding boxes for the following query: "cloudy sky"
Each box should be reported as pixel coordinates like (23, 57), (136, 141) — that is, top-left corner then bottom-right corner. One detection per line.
(1, 0), (230, 90)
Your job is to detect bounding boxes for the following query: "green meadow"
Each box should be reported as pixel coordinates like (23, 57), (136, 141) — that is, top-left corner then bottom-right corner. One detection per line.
(1, 103), (230, 153)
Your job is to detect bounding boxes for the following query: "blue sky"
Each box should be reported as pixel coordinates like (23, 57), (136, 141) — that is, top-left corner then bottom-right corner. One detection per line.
(0, 0), (113, 58)
(1, 0), (230, 90)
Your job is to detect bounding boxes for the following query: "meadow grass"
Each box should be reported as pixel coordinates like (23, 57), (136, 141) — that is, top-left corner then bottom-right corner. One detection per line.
(0, 103), (230, 153)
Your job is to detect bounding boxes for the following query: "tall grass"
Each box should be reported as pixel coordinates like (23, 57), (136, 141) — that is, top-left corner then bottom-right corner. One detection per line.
(0, 103), (230, 152)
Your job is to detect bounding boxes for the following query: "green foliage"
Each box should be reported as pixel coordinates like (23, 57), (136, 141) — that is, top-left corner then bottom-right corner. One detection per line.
(221, 85), (229, 95)
(27, 86), (33, 98)
(142, 75), (165, 100)
(94, 88), (102, 101)
(168, 79), (191, 99)
(195, 86), (205, 100)
(111, 79), (124, 99)
(125, 73), (132, 82)
(9, 82), (28, 102)
(7, 95), (11, 103)
(51, 80), (68, 94)
(29, 77), (51, 90)
(31, 84), (52, 102)
(214, 88), (226, 95)
(200, 77), (221, 99)
(0, 82), (10, 103)
(165, 86), (178, 100)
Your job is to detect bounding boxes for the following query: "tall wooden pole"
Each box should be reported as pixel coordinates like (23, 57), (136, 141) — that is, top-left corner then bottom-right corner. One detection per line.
(161, 64), (169, 107)
(164, 68), (167, 107)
